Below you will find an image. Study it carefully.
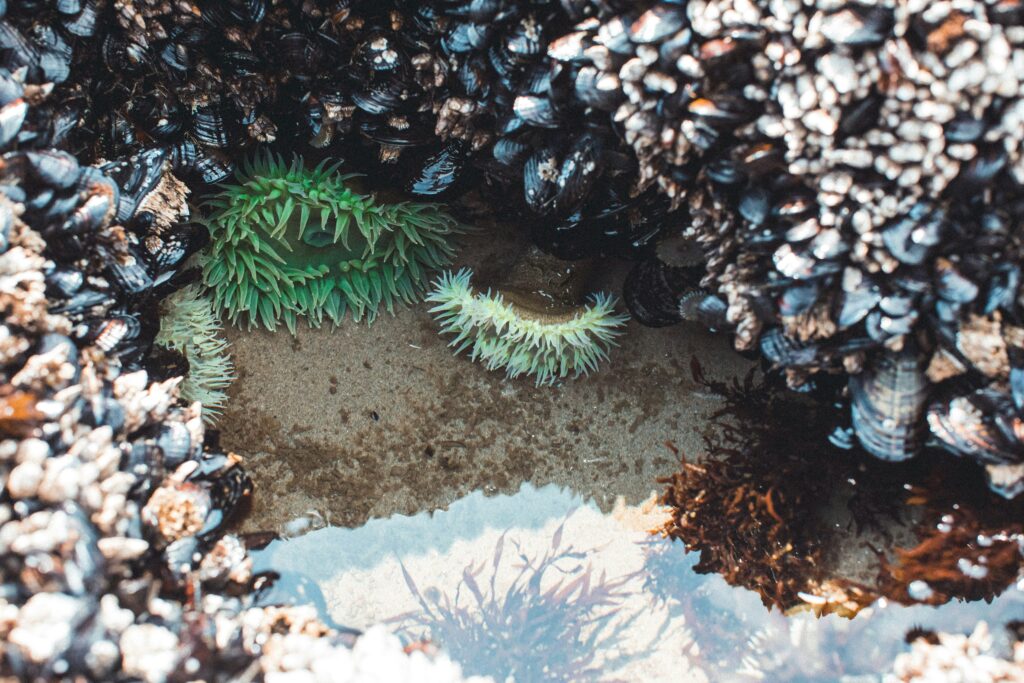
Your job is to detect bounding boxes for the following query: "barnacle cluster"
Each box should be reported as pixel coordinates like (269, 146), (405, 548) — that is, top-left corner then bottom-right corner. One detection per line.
(201, 153), (462, 332)
(891, 623), (1024, 682)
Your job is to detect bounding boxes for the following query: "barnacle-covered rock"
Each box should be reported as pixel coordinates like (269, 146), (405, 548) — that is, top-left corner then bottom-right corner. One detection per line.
(0, 23), (477, 679)
(548, 0), (1024, 489)
(891, 622), (1024, 682)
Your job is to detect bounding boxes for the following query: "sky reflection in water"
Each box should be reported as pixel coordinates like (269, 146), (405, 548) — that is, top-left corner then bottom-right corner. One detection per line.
(251, 484), (1024, 682)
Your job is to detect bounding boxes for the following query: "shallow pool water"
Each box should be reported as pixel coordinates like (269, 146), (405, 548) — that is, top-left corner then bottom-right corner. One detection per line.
(220, 229), (753, 532)
(252, 483), (1024, 682)
(217, 225), (1024, 681)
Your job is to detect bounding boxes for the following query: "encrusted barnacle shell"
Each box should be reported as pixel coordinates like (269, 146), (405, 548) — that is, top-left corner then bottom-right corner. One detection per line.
(141, 475), (212, 543)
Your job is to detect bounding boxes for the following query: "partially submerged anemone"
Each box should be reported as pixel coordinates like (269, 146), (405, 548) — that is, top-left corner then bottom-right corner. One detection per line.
(426, 268), (628, 386)
(155, 284), (236, 423)
(200, 153), (462, 332)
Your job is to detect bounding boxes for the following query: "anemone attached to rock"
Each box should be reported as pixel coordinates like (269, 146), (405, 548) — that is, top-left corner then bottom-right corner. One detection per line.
(426, 269), (629, 386)
(200, 153), (462, 332)
(155, 284), (236, 423)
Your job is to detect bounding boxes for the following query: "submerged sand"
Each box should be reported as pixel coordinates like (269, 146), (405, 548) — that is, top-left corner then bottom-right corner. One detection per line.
(220, 227), (755, 533)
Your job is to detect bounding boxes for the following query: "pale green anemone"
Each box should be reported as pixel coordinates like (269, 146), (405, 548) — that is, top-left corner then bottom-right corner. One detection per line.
(200, 153), (461, 333)
(155, 284), (236, 423)
(426, 269), (629, 386)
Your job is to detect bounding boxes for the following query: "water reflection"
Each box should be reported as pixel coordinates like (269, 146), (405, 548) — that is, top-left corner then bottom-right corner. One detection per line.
(251, 484), (1023, 682)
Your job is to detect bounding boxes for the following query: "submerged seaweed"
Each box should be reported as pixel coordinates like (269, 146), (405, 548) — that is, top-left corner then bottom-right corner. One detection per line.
(392, 524), (653, 682)
(660, 360), (866, 611)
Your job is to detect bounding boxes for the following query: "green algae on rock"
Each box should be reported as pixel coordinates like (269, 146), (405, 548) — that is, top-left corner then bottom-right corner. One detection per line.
(155, 284), (236, 424)
(426, 268), (628, 386)
(200, 153), (462, 332)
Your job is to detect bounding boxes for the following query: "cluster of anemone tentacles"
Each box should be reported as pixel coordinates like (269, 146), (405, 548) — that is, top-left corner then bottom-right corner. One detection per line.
(154, 284), (236, 424)
(200, 153), (463, 332)
(427, 269), (629, 385)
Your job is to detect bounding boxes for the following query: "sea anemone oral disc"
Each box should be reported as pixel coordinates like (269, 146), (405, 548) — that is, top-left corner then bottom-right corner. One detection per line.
(200, 153), (462, 333)
(426, 269), (629, 385)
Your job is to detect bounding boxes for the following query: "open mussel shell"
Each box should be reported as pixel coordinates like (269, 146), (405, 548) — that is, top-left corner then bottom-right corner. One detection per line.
(623, 257), (704, 327)
(401, 140), (469, 198)
(850, 347), (929, 462)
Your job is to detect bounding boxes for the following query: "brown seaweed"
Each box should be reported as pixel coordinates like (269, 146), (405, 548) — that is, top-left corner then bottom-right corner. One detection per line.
(659, 357), (1024, 614)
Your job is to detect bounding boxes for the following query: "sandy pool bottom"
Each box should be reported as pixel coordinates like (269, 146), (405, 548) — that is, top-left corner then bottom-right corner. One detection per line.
(219, 228), (754, 533)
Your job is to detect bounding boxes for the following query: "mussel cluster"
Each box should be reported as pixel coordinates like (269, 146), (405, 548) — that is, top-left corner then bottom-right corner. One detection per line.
(0, 5), (478, 680)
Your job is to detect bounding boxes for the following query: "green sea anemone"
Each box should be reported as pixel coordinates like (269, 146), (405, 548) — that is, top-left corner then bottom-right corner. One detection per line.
(200, 153), (462, 332)
(426, 269), (629, 386)
(155, 284), (236, 423)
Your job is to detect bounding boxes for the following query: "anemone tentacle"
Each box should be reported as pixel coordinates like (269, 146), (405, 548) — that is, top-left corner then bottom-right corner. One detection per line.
(426, 268), (629, 385)
(201, 152), (462, 332)
(155, 284), (237, 423)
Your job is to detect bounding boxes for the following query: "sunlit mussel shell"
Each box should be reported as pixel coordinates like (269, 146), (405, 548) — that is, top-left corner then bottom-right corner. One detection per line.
(850, 347), (928, 461)
(552, 132), (603, 212)
(492, 136), (530, 167)
(927, 384), (1024, 498)
(573, 65), (623, 110)
(55, 171), (118, 238)
(629, 4), (686, 45)
(513, 93), (562, 128)
(927, 386), (1023, 466)
(446, 0), (506, 24)
(403, 140), (468, 197)
(759, 327), (821, 368)
(879, 203), (943, 267)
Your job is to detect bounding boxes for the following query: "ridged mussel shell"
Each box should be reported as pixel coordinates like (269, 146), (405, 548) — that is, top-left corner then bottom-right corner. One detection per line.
(850, 347), (928, 461)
